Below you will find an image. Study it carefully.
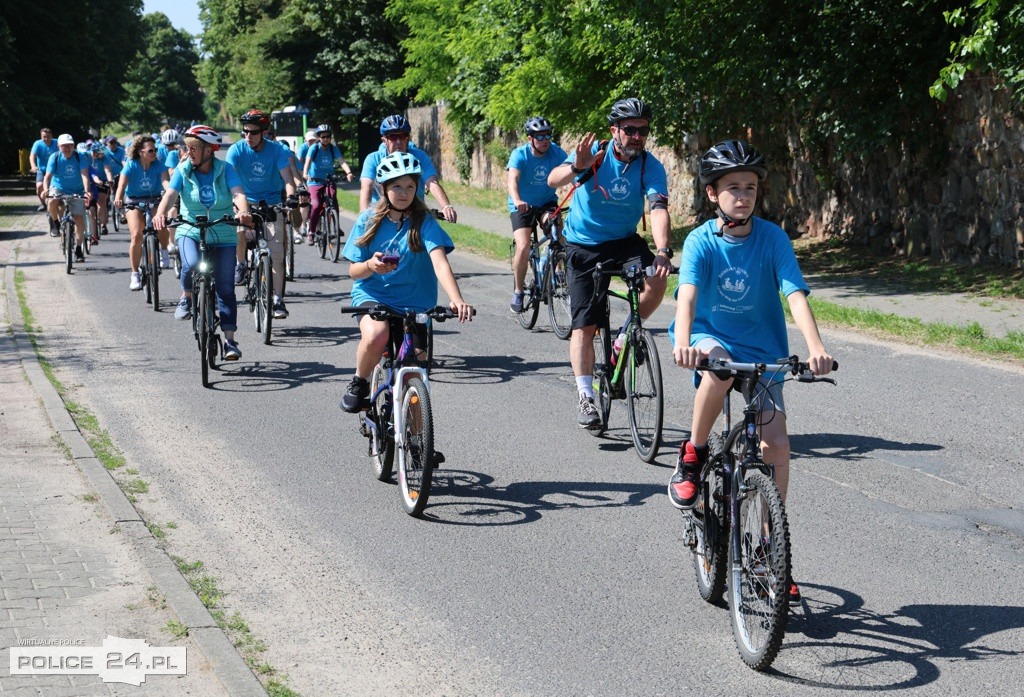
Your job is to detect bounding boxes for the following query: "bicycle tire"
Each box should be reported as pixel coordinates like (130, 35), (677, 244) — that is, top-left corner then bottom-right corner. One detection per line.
(547, 250), (572, 340)
(111, 206), (120, 233)
(148, 235), (161, 311)
(142, 249), (152, 305)
(591, 328), (612, 433)
(83, 217), (92, 254)
(728, 470), (791, 671)
(284, 219), (295, 282)
(426, 321), (434, 376)
(64, 222), (74, 274)
(691, 436), (728, 603)
(369, 362), (394, 481)
(328, 210), (342, 262)
(172, 250), (182, 279)
(397, 376), (434, 517)
(518, 270), (540, 330)
(625, 328), (664, 462)
(317, 218), (327, 259)
(257, 254), (273, 345)
(196, 278), (211, 388)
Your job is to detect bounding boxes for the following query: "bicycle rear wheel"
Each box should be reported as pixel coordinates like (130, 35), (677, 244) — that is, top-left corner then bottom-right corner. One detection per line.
(111, 206), (121, 232)
(83, 215), (92, 254)
(625, 328), (664, 462)
(327, 210), (342, 262)
(369, 362), (394, 481)
(148, 235), (161, 310)
(256, 254), (273, 344)
(691, 437), (728, 603)
(397, 376), (435, 517)
(591, 328), (612, 433)
(518, 267), (540, 330)
(728, 470), (791, 671)
(284, 219), (295, 282)
(547, 250), (572, 340)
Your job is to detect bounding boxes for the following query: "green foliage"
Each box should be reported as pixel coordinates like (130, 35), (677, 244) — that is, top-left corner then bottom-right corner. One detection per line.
(119, 13), (203, 130)
(932, 0), (1024, 103)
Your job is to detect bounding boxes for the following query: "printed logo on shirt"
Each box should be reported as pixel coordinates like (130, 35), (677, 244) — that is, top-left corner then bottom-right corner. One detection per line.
(251, 161), (266, 177)
(717, 267), (751, 304)
(140, 177), (153, 190)
(63, 163), (76, 177)
(608, 177), (631, 201)
(532, 165), (548, 184)
(198, 185), (215, 206)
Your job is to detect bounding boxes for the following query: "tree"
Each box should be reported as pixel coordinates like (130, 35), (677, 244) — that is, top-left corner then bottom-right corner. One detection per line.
(932, 0), (1024, 103)
(120, 13), (203, 129)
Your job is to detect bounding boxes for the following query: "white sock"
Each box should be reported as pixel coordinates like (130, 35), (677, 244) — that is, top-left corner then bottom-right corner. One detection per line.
(576, 376), (594, 400)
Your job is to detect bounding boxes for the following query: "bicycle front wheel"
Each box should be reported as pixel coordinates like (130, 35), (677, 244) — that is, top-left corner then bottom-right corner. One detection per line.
(64, 223), (74, 274)
(111, 206), (121, 232)
(257, 254), (273, 345)
(691, 437), (727, 603)
(547, 250), (572, 340)
(284, 220), (295, 282)
(397, 376), (435, 517)
(326, 210), (341, 262)
(728, 470), (791, 671)
(625, 328), (664, 462)
(196, 279), (211, 388)
(369, 362), (394, 481)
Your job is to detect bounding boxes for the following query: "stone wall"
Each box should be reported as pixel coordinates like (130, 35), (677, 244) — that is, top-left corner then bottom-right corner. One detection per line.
(408, 80), (1024, 268)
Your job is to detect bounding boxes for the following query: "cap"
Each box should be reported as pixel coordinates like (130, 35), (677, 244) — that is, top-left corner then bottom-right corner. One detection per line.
(57, 134), (74, 146)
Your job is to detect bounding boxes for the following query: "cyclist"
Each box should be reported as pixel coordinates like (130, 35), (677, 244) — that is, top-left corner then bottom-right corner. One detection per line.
(87, 142), (115, 245)
(507, 116), (568, 313)
(158, 129), (180, 167)
(43, 134), (91, 259)
(114, 135), (170, 291)
(103, 135), (127, 234)
(29, 128), (58, 211)
(295, 130), (317, 243)
(226, 109), (297, 318)
(153, 125), (253, 360)
(339, 151), (473, 413)
(546, 97), (673, 428)
(358, 115), (457, 222)
(666, 141), (833, 602)
(302, 123), (354, 245)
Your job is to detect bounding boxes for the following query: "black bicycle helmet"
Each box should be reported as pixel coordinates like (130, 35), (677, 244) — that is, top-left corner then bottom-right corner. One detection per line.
(698, 141), (768, 187)
(379, 115), (411, 135)
(524, 116), (552, 135)
(607, 97), (653, 125)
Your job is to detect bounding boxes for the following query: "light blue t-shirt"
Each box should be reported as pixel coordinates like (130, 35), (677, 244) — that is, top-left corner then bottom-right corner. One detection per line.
(360, 144), (439, 207)
(45, 151), (87, 194)
(90, 153), (116, 180)
(106, 144), (127, 176)
(169, 160), (242, 245)
(165, 149), (181, 171)
(342, 210), (455, 311)
(31, 139), (58, 170)
(226, 139), (290, 204)
(506, 142), (568, 211)
(121, 158), (165, 198)
(156, 143), (169, 163)
(668, 217), (809, 368)
(562, 143), (668, 245)
(304, 142), (345, 181)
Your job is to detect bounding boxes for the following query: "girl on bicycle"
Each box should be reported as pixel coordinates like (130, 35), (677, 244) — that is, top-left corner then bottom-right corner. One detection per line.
(153, 125), (253, 361)
(115, 135), (170, 291)
(340, 151), (473, 412)
(302, 123), (353, 245)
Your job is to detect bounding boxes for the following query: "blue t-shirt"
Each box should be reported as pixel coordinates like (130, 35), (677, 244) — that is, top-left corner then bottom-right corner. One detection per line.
(506, 142), (568, 211)
(121, 158), (165, 198)
(562, 143), (668, 245)
(342, 210), (455, 311)
(360, 144), (439, 207)
(45, 151), (87, 194)
(90, 153), (116, 180)
(226, 139), (291, 204)
(156, 143), (169, 162)
(668, 217), (809, 368)
(165, 149), (181, 171)
(31, 139), (58, 170)
(169, 160), (242, 245)
(304, 142), (346, 181)
(106, 145), (127, 176)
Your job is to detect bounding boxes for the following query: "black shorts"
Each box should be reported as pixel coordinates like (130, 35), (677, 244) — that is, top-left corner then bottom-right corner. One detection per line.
(355, 302), (429, 352)
(564, 234), (655, 330)
(509, 201), (557, 232)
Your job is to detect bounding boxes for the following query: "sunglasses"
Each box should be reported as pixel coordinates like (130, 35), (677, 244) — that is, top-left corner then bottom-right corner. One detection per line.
(140, 148), (156, 153)
(619, 125), (650, 137)
(385, 132), (409, 141)
(318, 134), (333, 138)
(532, 133), (553, 141)
(242, 129), (262, 135)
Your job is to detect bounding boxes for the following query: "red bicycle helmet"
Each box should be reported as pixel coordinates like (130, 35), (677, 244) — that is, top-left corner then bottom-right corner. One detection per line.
(240, 110), (270, 130)
(185, 125), (222, 151)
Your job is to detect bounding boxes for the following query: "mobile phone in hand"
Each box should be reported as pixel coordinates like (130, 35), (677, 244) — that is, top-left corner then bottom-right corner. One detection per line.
(381, 254), (400, 266)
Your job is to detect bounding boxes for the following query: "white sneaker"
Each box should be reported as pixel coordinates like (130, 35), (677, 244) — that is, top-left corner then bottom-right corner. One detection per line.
(293, 232), (303, 244)
(160, 250), (170, 268)
(129, 272), (142, 291)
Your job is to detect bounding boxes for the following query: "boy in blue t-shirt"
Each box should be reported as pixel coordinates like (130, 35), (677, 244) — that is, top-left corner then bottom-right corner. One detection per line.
(667, 141), (834, 603)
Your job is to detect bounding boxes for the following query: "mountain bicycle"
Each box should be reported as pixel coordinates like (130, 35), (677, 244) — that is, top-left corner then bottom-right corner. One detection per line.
(49, 193), (86, 275)
(590, 262), (673, 462)
(243, 202), (275, 345)
(168, 214), (247, 388)
(272, 198), (303, 292)
(309, 174), (343, 262)
(509, 207), (571, 339)
(124, 201), (162, 311)
(342, 303), (470, 517)
(683, 356), (837, 671)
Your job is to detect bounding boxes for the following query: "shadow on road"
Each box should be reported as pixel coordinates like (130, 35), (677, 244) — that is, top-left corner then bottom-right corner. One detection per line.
(769, 583), (1024, 690)
(208, 359), (345, 392)
(791, 432), (943, 461)
(428, 353), (569, 384)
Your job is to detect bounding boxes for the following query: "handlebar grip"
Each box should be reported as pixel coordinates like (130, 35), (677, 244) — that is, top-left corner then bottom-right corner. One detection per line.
(831, 360), (839, 371)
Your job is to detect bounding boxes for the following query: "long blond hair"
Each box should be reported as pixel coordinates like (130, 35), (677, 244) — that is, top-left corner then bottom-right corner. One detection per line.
(126, 135), (156, 161)
(355, 177), (427, 253)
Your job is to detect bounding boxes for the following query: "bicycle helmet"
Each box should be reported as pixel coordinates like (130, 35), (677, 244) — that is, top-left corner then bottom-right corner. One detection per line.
(698, 141), (767, 187)
(314, 123), (332, 135)
(160, 128), (180, 145)
(184, 124), (223, 151)
(76, 143), (88, 154)
(524, 116), (552, 135)
(378, 115), (411, 135)
(89, 142), (107, 153)
(607, 97), (653, 125)
(240, 109), (270, 130)
(376, 151), (421, 183)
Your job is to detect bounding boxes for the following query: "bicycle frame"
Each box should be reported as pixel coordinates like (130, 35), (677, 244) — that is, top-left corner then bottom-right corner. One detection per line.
(367, 315), (431, 451)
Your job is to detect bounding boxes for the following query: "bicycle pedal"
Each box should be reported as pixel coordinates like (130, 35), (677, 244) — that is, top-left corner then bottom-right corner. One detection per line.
(433, 450), (445, 464)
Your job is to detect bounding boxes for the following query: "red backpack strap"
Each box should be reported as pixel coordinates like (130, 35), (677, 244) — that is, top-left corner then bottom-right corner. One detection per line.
(552, 140), (612, 218)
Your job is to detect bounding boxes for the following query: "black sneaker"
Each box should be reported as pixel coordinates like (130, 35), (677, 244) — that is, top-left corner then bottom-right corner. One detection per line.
(48, 219), (60, 237)
(75, 245), (85, 262)
(577, 394), (600, 429)
(341, 376), (370, 413)
(101, 224), (109, 235)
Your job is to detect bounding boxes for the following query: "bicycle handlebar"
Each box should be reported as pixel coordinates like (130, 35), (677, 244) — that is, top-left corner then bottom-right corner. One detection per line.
(696, 356), (838, 383)
(340, 304), (476, 323)
(165, 214), (250, 229)
(123, 201), (159, 211)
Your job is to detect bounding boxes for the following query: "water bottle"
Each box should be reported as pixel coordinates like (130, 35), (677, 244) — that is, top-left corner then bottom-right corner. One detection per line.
(612, 328), (626, 364)
(538, 254), (547, 278)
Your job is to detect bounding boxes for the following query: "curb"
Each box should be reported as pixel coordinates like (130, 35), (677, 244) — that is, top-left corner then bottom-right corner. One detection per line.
(2, 230), (267, 697)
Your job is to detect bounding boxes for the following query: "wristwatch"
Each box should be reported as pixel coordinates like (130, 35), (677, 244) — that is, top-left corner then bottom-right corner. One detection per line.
(657, 247), (674, 259)
(570, 164), (587, 174)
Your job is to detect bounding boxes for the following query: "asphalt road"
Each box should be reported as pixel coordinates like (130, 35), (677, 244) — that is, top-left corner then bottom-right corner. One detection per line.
(14, 217), (1024, 695)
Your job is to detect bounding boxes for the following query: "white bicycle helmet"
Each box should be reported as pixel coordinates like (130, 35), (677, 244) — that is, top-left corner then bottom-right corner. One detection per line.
(184, 125), (223, 151)
(376, 152), (421, 183)
(160, 129), (180, 145)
